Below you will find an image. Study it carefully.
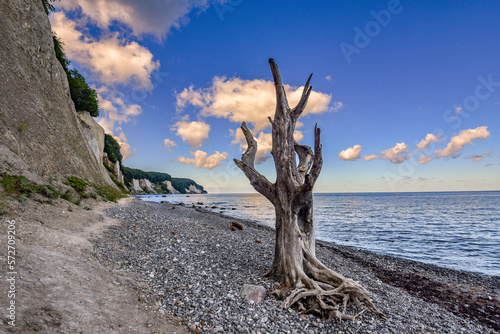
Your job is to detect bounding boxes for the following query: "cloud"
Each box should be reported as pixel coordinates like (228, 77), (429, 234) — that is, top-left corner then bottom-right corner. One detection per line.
(325, 75), (332, 81)
(380, 142), (411, 163)
(177, 150), (228, 169)
(172, 119), (210, 149)
(434, 126), (490, 158)
(417, 177), (428, 182)
(485, 163), (493, 167)
(50, 12), (160, 89)
(451, 107), (462, 119)
(415, 133), (442, 152)
(57, 0), (216, 39)
(97, 122), (135, 160)
(163, 138), (177, 152)
(363, 154), (378, 161)
(339, 145), (362, 161)
(465, 150), (492, 161)
(417, 154), (433, 164)
(176, 76), (337, 132)
(94, 87), (143, 160)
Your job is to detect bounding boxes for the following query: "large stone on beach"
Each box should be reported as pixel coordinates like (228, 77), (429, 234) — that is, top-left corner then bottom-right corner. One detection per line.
(230, 221), (244, 231)
(240, 284), (266, 303)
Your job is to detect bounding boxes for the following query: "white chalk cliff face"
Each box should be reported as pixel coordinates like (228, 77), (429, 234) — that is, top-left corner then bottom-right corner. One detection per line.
(163, 180), (180, 194)
(77, 111), (105, 165)
(0, 0), (114, 186)
(131, 179), (144, 193)
(186, 184), (202, 194)
(139, 179), (157, 194)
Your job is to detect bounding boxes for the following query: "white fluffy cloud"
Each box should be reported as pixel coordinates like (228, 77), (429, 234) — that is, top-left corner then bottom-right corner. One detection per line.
(50, 12), (160, 89)
(172, 119), (210, 149)
(417, 154), (433, 165)
(380, 142), (411, 164)
(163, 138), (177, 151)
(57, 0), (216, 39)
(176, 76), (338, 133)
(51, 11), (159, 161)
(177, 150), (228, 169)
(434, 126), (490, 158)
(416, 133), (442, 152)
(339, 145), (362, 161)
(97, 120), (135, 160)
(96, 88), (141, 160)
(363, 154), (378, 161)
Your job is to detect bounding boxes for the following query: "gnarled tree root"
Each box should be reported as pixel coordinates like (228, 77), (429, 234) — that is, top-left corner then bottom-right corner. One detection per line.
(269, 246), (385, 322)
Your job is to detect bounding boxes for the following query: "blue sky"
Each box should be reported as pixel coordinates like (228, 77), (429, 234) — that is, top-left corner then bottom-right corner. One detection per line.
(50, 0), (500, 193)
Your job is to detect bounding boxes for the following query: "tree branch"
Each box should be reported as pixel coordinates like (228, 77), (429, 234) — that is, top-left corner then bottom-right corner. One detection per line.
(269, 58), (290, 116)
(291, 73), (313, 119)
(240, 122), (257, 168)
(234, 122), (275, 202)
(294, 141), (314, 185)
(303, 124), (322, 191)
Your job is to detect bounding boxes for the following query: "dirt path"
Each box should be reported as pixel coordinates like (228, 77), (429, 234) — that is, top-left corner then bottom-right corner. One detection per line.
(0, 196), (188, 334)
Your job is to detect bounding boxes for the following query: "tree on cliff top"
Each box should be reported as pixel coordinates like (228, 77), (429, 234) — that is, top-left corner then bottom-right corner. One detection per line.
(41, 0), (57, 15)
(234, 59), (383, 321)
(104, 134), (123, 164)
(50, 15), (99, 117)
(67, 69), (99, 117)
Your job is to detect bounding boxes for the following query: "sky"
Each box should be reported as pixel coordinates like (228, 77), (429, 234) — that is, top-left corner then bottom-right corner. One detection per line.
(49, 0), (500, 193)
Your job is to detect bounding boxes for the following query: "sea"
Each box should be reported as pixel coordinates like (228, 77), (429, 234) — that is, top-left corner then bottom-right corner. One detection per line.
(139, 191), (500, 277)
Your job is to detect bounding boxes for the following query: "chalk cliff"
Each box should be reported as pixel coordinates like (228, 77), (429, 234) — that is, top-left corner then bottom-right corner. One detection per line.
(0, 0), (113, 187)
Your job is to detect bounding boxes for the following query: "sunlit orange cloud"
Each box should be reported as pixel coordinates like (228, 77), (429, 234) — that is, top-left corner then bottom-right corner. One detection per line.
(172, 118), (211, 149)
(57, 0), (218, 40)
(50, 12), (159, 89)
(363, 154), (378, 161)
(50, 10), (160, 161)
(163, 138), (177, 152)
(434, 126), (490, 158)
(380, 142), (411, 164)
(176, 76), (339, 133)
(177, 150), (228, 169)
(339, 145), (362, 161)
(415, 133), (442, 152)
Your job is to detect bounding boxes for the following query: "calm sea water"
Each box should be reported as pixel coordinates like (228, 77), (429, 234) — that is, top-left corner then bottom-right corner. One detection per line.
(139, 191), (500, 276)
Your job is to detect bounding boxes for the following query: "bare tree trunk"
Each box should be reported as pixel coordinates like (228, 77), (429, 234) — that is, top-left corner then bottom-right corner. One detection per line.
(234, 59), (382, 320)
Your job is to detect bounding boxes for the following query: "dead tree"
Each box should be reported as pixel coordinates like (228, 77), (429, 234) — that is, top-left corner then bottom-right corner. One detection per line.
(234, 59), (382, 320)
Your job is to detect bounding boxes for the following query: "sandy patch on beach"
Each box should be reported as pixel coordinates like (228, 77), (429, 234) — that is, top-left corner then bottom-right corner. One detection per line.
(0, 196), (187, 334)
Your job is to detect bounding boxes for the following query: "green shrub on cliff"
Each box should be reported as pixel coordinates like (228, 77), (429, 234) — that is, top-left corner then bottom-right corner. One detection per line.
(52, 33), (69, 73)
(104, 134), (123, 164)
(1, 175), (61, 199)
(65, 176), (87, 192)
(51, 21), (99, 117)
(67, 69), (99, 117)
(42, 0), (57, 15)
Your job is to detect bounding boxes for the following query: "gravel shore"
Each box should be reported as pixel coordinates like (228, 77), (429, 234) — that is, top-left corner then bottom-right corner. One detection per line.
(93, 198), (499, 334)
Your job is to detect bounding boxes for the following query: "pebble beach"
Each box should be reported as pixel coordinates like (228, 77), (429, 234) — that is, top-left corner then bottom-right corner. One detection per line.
(92, 198), (499, 334)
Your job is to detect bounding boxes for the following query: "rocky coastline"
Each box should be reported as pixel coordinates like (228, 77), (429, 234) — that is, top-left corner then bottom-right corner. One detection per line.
(92, 198), (499, 334)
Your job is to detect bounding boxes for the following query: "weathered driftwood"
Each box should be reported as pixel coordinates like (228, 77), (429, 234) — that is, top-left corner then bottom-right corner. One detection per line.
(234, 59), (382, 320)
